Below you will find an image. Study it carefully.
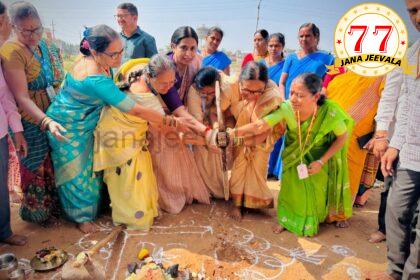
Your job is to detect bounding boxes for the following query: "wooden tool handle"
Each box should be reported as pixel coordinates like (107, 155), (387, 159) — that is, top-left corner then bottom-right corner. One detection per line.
(87, 226), (123, 256)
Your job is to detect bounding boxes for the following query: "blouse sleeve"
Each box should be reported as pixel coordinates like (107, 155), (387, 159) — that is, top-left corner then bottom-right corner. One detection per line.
(262, 102), (295, 128)
(160, 86), (183, 112)
(263, 108), (284, 127)
(281, 54), (293, 75)
(333, 120), (347, 136)
(0, 43), (26, 71)
(241, 53), (254, 68)
(186, 87), (204, 122)
(89, 76), (135, 112)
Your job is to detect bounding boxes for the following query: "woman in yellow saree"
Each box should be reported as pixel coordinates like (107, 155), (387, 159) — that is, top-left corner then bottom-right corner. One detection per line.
(93, 55), (186, 230)
(228, 62), (282, 220)
(113, 56), (210, 215)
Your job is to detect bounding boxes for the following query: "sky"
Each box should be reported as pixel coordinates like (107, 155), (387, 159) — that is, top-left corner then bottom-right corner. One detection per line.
(4, 0), (419, 53)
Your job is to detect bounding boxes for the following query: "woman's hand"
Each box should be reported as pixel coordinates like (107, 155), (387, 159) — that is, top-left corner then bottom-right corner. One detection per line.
(308, 161), (323, 175)
(48, 121), (68, 141)
(13, 132), (28, 158)
(174, 116), (195, 133)
(205, 129), (220, 152)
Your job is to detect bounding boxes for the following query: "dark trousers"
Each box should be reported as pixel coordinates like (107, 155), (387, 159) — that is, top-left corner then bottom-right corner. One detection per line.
(378, 176), (392, 233)
(386, 166), (420, 280)
(0, 135), (12, 241)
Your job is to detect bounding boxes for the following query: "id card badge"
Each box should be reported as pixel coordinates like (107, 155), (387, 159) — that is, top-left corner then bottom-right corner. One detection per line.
(46, 85), (57, 101)
(297, 163), (309, 179)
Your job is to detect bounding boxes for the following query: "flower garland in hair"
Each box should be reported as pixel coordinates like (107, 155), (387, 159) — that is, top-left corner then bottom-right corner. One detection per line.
(82, 26), (91, 50)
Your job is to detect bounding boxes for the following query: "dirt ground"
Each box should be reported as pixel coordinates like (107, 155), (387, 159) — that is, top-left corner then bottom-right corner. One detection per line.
(0, 181), (387, 280)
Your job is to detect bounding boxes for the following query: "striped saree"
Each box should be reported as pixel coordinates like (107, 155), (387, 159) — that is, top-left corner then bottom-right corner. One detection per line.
(0, 39), (64, 224)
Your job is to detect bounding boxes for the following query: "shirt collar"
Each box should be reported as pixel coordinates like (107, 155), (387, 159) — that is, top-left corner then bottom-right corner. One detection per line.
(121, 26), (142, 39)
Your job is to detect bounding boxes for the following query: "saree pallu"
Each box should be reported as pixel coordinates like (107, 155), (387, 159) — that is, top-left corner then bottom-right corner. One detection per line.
(268, 60), (285, 85)
(283, 51), (334, 99)
(94, 94), (158, 230)
(47, 76), (105, 223)
(327, 72), (384, 204)
(267, 60), (286, 178)
(186, 75), (234, 198)
(0, 39), (64, 224)
(202, 51), (231, 71)
(279, 100), (353, 236)
(230, 80), (282, 208)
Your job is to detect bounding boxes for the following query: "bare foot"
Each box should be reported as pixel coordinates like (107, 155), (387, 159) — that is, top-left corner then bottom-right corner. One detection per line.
(368, 231), (386, 243)
(272, 224), (286, 234)
(335, 220), (350, 228)
(1, 234), (27, 246)
(229, 206), (242, 221)
(78, 222), (99, 234)
(364, 271), (396, 280)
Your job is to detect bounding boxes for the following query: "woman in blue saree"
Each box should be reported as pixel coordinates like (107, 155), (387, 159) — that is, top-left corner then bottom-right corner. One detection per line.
(47, 25), (192, 233)
(265, 33), (286, 85)
(238, 33), (287, 180)
(265, 33), (286, 179)
(201, 27), (231, 75)
(279, 23), (334, 99)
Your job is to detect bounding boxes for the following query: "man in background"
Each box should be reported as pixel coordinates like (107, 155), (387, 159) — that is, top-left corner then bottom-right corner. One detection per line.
(115, 3), (157, 63)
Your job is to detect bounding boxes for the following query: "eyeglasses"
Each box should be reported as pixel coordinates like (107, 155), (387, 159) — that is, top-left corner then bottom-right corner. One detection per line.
(114, 14), (132, 19)
(103, 48), (124, 59)
(151, 77), (176, 89)
(14, 25), (43, 37)
(240, 85), (266, 96)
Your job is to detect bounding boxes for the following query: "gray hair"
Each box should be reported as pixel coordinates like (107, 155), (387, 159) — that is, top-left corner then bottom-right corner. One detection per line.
(239, 61), (269, 83)
(9, 1), (40, 25)
(144, 54), (175, 78)
(118, 54), (175, 91)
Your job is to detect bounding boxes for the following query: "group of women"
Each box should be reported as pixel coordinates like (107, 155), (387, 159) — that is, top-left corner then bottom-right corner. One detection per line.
(1, 1), (384, 240)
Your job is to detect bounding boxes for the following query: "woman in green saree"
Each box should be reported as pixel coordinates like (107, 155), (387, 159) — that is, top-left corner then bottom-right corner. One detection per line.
(219, 73), (353, 236)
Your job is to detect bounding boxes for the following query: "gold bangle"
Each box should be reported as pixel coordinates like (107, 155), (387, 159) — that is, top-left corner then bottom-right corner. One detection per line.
(45, 119), (53, 130)
(232, 128), (238, 138)
(40, 116), (47, 127)
(40, 116), (52, 131)
(39, 116), (45, 126)
(233, 136), (244, 146)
